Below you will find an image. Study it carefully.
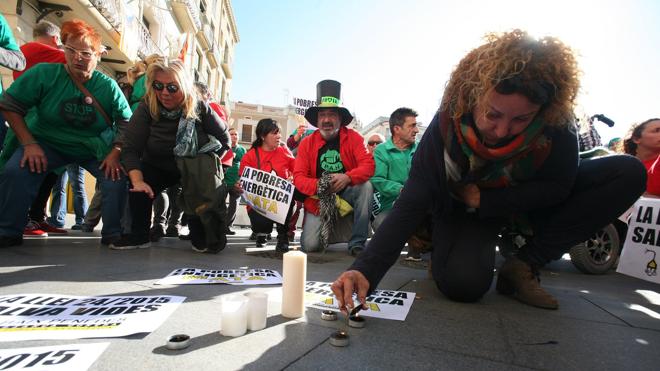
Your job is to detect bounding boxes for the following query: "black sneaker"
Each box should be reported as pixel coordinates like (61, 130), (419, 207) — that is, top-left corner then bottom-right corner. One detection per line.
(100, 235), (120, 246)
(266, 234), (272, 241)
(276, 240), (289, 253)
(109, 235), (150, 250)
(81, 224), (95, 233)
(225, 228), (236, 235)
(256, 235), (268, 248)
(249, 232), (257, 240)
(165, 226), (180, 237)
(0, 235), (23, 248)
(149, 226), (165, 242)
(349, 245), (364, 257)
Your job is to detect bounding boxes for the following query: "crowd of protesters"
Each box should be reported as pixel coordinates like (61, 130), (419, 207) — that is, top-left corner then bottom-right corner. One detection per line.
(0, 19), (656, 311)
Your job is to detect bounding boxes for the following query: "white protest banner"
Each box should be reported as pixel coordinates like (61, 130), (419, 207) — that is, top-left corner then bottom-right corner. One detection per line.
(617, 197), (660, 284)
(239, 167), (294, 224)
(304, 281), (415, 321)
(292, 96), (316, 116)
(0, 294), (185, 341)
(155, 268), (283, 285)
(0, 343), (109, 371)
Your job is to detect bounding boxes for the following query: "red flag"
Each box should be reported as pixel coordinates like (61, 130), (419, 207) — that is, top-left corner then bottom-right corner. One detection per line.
(178, 34), (189, 62)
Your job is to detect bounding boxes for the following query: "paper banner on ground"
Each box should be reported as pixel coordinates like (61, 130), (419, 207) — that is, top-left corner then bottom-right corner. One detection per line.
(304, 281), (415, 321)
(155, 268), (283, 285)
(0, 343), (109, 370)
(239, 167), (294, 224)
(618, 197), (660, 284)
(0, 294), (185, 341)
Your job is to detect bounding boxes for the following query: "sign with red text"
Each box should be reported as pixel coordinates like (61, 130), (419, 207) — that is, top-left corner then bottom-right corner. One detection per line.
(304, 281), (415, 321)
(240, 167), (294, 224)
(155, 268), (282, 285)
(0, 294), (185, 341)
(0, 343), (109, 370)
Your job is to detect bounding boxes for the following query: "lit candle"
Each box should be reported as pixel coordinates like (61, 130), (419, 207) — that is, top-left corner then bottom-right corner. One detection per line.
(220, 295), (248, 337)
(281, 249), (307, 318)
(244, 292), (268, 331)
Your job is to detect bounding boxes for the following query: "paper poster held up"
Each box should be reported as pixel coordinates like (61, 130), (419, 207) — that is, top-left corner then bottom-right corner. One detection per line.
(617, 197), (660, 284)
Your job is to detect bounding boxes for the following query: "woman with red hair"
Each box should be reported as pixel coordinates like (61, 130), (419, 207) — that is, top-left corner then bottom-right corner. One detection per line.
(0, 19), (132, 248)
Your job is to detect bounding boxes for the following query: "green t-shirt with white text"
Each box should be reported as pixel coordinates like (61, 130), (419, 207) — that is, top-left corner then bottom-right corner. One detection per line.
(4, 63), (132, 160)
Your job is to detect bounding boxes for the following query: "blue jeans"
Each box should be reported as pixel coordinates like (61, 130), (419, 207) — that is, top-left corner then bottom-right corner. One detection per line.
(301, 181), (373, 252)
(48, 164), (88, 227)
(0, 143), (126, 238)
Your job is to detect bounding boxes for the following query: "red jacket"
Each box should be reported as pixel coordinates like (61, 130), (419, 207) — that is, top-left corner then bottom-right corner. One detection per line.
(13, 42), (65, 80)
(293, 127), (375, 215)
(240, 146), (295, 181)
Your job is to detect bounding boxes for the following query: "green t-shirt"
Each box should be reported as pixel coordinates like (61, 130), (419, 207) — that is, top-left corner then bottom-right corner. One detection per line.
(371, 139), (418, 215)
(129, 74), (146, 112)
(0, 14), (21, 94)
(224, 144), (247, 186)
(3, 63), (132, 161)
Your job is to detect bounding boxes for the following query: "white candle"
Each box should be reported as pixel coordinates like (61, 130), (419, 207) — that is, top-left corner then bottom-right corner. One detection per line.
(281, 250), (307, 318)
(220, 295), (248, 337)
(244, 292), (268, 331)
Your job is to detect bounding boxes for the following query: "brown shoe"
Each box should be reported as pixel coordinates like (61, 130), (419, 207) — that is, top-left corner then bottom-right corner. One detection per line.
(496, 257), (559, 310)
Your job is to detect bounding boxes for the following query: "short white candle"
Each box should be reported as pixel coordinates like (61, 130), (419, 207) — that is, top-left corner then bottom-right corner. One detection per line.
(220, 295), (248, 337)
(244, 292), (268, 331)
(281, 250), (307, 318)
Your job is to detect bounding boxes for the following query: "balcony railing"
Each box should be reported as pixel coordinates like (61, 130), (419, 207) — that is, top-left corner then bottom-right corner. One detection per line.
(206, 45), (221, 69)
(136, 21), (162, 58)
(90, 0), (123, 30)
(196, 23), (214, 50)
(170, 0), (202, 33)
(221, 48), (232, 77)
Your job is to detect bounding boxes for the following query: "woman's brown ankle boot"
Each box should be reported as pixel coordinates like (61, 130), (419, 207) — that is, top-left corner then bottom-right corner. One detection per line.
(497, 257), (558, 310)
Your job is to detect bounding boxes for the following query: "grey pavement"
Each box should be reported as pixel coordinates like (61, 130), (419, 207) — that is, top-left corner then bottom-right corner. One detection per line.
(1, 226), (659, 371)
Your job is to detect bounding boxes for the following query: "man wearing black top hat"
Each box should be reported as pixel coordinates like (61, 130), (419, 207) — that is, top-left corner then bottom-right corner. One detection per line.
(293, 80), (375, 256)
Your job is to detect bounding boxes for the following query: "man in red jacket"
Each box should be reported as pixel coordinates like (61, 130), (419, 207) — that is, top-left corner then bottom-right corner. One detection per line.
(293, 80), (374, 256)
(12, 20), (64, 80)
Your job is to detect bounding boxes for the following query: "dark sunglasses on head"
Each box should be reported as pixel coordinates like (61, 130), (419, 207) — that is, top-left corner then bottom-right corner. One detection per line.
(368, 140), (383, 146)
(152, 81), (180, 94)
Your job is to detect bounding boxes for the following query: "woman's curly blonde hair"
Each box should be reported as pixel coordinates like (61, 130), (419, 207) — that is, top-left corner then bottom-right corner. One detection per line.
(441, 29), (580, 126)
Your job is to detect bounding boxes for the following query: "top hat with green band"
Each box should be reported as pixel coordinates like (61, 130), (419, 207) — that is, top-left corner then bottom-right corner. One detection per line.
(305, 80), (354, 127)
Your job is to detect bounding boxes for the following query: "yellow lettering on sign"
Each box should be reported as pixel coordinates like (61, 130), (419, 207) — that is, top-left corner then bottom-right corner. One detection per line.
(367, 303), (381, 312)
(246, 276), (265, 280)
(267, 199), (278, 213)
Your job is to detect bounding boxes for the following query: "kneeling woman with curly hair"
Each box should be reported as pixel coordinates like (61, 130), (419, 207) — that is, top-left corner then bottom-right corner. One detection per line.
(333, 29), (647, 311)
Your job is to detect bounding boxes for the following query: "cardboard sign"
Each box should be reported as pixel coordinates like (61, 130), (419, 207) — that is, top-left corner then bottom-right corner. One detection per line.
(618, 197), (660, 284)
(0, 343), (109, 370)
(239, 167), (294, 225)
(0, 294), (185, 341)
(304, 281), (415, 321)
(155, 268), (283, 285)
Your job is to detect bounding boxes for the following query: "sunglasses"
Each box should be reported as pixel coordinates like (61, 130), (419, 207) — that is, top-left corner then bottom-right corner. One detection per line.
(368, 141), (383, 146)
(152, 81), (180, 94)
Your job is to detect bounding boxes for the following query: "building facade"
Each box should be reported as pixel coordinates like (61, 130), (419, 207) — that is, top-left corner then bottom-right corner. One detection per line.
(229, 102), (302, 147)
(229, 101), (364, 148)
(0, 0), (238, 106)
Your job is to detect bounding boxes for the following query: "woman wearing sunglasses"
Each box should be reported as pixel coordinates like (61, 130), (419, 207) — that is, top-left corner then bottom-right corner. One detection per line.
(111, 58), (230, 251)
(0, 19), (131, 248)
(332, 30), (646, 311)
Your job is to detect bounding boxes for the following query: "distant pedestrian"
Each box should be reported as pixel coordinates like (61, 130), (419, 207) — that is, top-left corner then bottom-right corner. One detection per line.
(621, 118), (660, 196)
